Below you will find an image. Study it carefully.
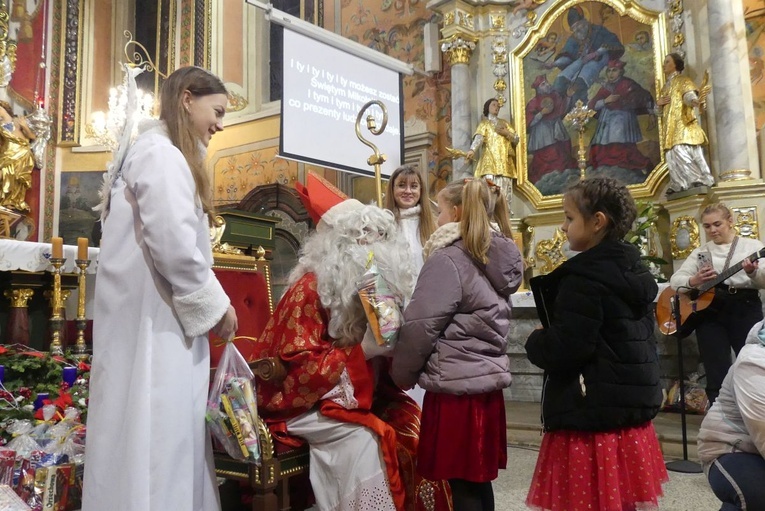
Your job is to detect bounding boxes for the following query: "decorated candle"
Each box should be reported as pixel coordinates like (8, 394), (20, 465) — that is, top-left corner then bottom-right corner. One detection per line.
(33, 392), (49, 410)
(62, 367), (77, 387)
(77, 237), (88, 260)
(51, 237), (63, 259)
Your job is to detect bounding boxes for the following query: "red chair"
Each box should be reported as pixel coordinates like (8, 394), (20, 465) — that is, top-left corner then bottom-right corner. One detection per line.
(210, 263), (273, 366)
(210, 253), (311, 511)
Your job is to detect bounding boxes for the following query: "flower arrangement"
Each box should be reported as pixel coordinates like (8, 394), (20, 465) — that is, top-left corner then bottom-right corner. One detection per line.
(625, 201), (668, 283)
(0, 345), (89, 445)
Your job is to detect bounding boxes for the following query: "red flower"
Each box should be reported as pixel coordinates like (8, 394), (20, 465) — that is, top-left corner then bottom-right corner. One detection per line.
(53, 390), (73, 410)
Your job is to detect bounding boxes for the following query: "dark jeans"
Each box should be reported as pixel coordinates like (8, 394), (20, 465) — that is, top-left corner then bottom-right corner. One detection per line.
(696, 290), (763, 403)
(708, 453), (765, 510)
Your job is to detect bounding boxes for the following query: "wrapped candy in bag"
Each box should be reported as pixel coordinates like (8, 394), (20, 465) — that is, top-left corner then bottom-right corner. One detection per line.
(206, 341), (261, 463)
(356, 252), (404, 347)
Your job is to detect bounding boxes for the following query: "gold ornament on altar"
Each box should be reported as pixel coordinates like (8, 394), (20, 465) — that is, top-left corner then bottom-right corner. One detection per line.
(564, 100), (596, 181)
(534, 228), (568, 274)
(210, 215), (244, 255)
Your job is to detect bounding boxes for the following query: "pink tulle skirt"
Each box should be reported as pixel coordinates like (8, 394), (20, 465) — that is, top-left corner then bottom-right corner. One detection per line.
(526, 422), (668, 511)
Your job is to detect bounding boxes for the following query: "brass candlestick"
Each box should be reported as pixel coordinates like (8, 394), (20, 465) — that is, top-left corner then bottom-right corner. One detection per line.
(74, 259), (91, 358)
(49, 257), (66, 356)
(564, 100), (596, 181)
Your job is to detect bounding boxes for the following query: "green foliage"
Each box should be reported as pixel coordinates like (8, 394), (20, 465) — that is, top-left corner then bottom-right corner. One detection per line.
(0, 347), (90, 444)
(2, 352), (63, 397)
(624, 201), (669, 282)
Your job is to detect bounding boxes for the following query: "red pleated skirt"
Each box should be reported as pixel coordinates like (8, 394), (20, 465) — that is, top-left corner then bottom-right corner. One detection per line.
(417, 390), (507, 482)
(526, 422), (668, 511)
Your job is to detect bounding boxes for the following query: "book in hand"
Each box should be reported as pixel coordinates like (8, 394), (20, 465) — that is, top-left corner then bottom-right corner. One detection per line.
(530, 275), (552, 328)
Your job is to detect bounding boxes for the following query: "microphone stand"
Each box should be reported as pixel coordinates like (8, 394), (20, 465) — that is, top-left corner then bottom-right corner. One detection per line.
(665, 291), (702, 473)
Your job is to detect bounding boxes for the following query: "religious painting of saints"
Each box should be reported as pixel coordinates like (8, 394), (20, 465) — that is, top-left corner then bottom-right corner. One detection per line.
(510, 0), (669, 208)
(58, 171), (103, 245)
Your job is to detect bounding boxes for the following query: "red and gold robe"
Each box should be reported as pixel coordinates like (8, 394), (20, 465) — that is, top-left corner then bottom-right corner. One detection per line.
(253, 272), (451, 511)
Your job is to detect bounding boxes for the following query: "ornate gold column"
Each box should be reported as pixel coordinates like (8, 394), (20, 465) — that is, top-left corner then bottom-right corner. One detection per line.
(4, 288), (34, 345)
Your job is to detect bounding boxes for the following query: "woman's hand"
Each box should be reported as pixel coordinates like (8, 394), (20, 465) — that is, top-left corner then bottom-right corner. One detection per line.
(213, 305), (238, 340)
(743, 258), (759, 276)
(689, 266), (718, 288)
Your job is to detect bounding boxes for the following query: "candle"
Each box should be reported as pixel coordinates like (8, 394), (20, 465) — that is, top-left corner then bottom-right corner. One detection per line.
(0, 365), (4, 384)
(51, 237), (63, 259)
(62, 367), (77, 387)
(77, 237), (89, 260)
(33, 392), (49, 410)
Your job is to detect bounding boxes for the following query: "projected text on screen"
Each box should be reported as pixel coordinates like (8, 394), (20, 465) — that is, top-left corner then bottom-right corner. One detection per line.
(281, 29), (404, 178)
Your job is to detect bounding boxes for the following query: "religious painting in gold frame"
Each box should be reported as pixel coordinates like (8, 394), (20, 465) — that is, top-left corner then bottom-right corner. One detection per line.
(509, 0), (669, 209)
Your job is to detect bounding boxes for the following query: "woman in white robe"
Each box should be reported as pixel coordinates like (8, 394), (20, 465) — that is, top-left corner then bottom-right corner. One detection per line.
(82, 67), (237, 511)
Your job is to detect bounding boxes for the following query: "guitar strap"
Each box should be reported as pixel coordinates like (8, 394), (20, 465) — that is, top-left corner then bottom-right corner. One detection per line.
(721, 236), (739, 274)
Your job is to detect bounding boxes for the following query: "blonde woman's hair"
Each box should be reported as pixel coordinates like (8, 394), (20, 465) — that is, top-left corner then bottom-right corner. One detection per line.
(159, 66), (227, 216)
(384, 164), (437, 244)
(485, 179), (513, 238)
(440, 178), (508, 264)
(701, 202), (733, 222)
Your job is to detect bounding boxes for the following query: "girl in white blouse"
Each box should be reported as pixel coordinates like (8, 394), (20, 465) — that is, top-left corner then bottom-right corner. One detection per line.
(385, 164), (437, 406)
(670, 203), (765, 403)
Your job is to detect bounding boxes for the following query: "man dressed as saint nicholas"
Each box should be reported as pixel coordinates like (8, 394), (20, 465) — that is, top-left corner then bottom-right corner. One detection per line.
(251, 172), (452, 511)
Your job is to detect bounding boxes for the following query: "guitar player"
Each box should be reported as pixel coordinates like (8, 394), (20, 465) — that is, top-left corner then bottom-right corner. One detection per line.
(669, 203), (765, 404)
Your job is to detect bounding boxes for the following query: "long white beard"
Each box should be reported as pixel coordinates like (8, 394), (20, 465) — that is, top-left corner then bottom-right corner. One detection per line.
(289, 207), (415, 346)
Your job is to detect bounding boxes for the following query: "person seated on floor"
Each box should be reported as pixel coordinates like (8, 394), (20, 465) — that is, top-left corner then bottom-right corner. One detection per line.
(251, 172), (451, 511)
(698, 319), (765, 511)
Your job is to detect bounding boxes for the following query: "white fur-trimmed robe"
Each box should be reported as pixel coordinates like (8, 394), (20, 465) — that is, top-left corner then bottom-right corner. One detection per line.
(82, 121), (229, 511)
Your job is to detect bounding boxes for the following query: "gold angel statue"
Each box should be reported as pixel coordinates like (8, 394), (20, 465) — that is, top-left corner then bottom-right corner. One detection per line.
(0, 101), (36, 212)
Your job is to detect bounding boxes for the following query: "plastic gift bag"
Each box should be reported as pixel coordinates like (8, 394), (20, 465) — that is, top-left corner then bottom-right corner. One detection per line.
(663, 373), (709, 414)
(206, 341), (260, 463)
(356, 252), (404, 347)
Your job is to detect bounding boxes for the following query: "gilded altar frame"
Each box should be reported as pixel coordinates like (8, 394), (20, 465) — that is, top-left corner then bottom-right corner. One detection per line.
(509, 0), (670, 209)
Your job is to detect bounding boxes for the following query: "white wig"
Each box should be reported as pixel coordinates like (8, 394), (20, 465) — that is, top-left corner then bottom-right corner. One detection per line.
(289, 204), (415, 347)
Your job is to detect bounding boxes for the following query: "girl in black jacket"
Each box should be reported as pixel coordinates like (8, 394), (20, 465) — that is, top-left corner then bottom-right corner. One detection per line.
(525, 177), (667, 511)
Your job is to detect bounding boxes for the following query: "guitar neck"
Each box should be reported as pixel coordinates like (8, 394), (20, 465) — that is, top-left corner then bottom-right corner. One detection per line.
(698, 251), (758, 293)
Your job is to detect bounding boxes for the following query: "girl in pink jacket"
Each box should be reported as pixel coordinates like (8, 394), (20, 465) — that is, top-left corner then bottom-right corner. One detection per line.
(393, 178), (523, 511)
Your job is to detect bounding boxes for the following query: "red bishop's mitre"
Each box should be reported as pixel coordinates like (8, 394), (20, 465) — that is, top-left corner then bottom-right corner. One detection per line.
(295, 171), (363, 231)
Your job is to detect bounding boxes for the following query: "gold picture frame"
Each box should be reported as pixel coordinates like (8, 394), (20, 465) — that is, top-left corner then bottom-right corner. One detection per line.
(509, 0), (669, 209)
(670, 215), (700, 259)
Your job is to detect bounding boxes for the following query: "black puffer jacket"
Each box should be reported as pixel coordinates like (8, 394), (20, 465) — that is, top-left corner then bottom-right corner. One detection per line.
(525, 240), (662, 432)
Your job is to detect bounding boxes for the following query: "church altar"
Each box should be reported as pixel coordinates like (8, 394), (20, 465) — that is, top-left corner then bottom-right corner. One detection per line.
(0, 239), (99, 350)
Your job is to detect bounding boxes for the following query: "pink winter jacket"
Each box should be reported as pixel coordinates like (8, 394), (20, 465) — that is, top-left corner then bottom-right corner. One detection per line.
(391, 222), (523, 395)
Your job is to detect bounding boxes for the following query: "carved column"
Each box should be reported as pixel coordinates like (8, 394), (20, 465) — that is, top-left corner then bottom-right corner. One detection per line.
(707, 0), (759, 181)
(4, 288), (34, 345)
(437, 2), (477, 182)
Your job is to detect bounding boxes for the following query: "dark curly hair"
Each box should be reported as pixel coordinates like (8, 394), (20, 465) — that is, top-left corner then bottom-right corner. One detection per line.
(565, 177), (637, 240)
(668, 52), (685, 72)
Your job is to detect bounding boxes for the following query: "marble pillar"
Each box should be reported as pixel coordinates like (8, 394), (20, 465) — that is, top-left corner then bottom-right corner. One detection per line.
(442, 34), (476, 182)
(707, 0), (755, 181)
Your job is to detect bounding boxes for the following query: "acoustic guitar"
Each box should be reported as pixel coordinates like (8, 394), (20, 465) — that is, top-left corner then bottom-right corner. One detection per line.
(656, 248), (765, 336)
